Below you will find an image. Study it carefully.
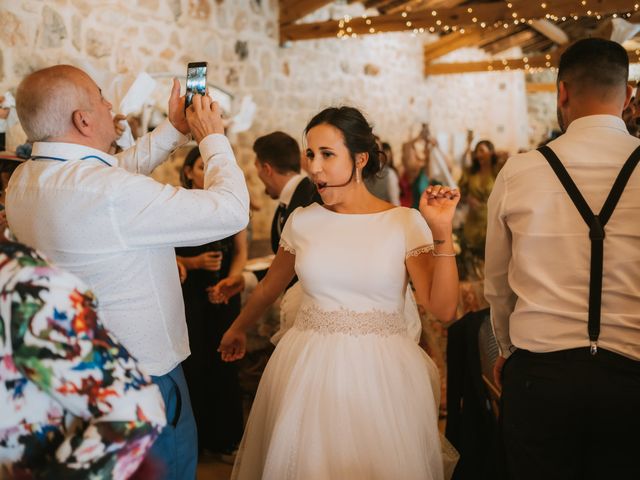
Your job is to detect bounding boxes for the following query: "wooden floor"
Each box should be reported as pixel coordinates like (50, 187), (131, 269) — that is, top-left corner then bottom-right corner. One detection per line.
(197, 459), (233, 480)
(194, 419), (448, 480)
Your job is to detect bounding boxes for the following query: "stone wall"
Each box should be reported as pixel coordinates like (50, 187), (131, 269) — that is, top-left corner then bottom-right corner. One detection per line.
(1, 0), (534, 239)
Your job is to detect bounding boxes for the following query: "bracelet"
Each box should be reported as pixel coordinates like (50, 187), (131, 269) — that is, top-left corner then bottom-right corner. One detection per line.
(432, 251), (456, 257)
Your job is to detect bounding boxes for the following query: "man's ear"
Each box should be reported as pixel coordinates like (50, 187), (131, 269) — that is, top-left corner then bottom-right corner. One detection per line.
(557, 81), (569, 109)
(72, 109), (92, 137)
(263, 161), (274, 177)
(623, 83), (633, 110)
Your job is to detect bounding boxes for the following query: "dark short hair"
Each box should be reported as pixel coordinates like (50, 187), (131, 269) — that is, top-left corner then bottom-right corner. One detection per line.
(558, 38), (629, 94)
(180, 146), (201, 188)
(304, 106), (383, 180)
(253, 131), (301, 174)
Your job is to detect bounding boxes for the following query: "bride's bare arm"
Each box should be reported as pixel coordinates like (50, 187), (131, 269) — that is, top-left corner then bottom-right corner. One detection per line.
(219, 248), (296, 361)
(408, 185), (459, 322)
(231, 247), (296, 331)
(229, 247), (296, 333)
(406, 238), (458, 323)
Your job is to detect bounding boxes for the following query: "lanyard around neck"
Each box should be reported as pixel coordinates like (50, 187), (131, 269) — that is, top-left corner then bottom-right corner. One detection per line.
(31, 154), (111, 167)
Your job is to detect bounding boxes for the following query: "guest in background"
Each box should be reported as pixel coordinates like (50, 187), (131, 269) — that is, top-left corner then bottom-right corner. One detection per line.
(176, 147), (246, 461)
(382, 142), (401, 205)
(364, 137), (399, 205)
(0, 242), (166, 479)
(458, 140), (498, 278)
(0, 156), (22, 242)
(364, 139), (401, 206)
(0, 95), (9, 151)
(212, 131), (321, 303)
(408, 124), (438, 209)
(400, 125), (429, 207)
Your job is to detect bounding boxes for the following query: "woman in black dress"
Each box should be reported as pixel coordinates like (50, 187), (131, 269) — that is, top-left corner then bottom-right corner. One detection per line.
(176, 146), (247, 460)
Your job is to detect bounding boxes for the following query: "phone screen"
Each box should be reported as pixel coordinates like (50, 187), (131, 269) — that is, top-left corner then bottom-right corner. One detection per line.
(186, 62), (207, 108)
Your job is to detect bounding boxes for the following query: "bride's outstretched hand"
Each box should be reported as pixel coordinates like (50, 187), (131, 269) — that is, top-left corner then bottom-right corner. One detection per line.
(218, 328), (247, 362)
(418, 185), (460, 227)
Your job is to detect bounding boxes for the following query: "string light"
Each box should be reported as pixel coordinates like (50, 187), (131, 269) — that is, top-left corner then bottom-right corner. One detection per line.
(329, 1), (637, 42)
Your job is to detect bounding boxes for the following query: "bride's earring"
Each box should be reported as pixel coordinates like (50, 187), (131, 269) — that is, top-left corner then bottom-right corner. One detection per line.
(356, 167), (362, 184)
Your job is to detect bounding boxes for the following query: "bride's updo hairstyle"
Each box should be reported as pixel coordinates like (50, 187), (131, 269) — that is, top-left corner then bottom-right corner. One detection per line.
(304, 106), (384, 179)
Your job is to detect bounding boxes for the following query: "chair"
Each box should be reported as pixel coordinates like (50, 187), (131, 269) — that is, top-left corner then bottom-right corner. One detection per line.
(477, 313), (501, 419)
(445, 308), (506, 479)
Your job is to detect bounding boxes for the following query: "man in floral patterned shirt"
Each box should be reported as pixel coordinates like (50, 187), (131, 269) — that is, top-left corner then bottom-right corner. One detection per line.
(0, 242), (166, 479)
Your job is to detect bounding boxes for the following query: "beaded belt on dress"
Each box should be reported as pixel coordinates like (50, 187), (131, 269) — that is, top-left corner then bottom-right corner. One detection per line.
(294, 303), (407, 337)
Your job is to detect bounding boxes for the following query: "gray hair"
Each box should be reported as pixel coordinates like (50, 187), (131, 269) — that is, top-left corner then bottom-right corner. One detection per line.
(16, 65), (91, 142)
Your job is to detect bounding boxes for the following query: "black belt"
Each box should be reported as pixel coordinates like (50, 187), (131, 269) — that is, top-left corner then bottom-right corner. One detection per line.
(514, 347), (640, 372)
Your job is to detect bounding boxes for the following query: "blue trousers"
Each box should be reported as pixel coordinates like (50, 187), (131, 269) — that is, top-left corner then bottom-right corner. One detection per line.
(149, 364), (198, 480)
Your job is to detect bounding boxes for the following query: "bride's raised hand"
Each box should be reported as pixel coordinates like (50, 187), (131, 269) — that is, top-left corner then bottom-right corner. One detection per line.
(218, 328), (247, 362)
(418, 185), (460, 227)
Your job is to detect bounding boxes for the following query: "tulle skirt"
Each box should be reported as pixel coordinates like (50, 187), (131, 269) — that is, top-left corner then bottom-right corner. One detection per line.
(232, 320), (446, 480)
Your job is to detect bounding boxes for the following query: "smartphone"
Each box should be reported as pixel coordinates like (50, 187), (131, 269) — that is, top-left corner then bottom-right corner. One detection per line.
(185, 61), (207, 109)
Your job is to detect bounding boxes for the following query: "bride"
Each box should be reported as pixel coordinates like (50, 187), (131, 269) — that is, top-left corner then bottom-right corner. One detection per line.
(219, 106), (460, 480)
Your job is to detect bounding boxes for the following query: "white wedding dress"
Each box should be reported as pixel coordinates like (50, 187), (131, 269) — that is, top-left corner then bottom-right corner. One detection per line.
(232, 203), (448, 480)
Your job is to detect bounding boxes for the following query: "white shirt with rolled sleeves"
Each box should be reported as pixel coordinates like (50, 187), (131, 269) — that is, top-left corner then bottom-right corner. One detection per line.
(6, 119), (250, 376)
(485, 115), (640, 361)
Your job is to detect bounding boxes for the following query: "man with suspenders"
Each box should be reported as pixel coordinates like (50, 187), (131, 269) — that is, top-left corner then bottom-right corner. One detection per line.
(485, 39), (640, 479)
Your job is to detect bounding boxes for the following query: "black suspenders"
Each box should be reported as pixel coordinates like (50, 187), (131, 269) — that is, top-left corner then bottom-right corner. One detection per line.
(537, 145), (640, 355)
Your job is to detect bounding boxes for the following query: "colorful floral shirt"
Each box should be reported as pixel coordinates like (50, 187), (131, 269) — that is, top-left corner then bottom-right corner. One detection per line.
(0, 242), (166, 479)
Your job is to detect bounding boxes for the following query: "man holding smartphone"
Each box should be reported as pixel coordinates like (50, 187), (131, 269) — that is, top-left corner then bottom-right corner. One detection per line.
(6, 65), (250, 480)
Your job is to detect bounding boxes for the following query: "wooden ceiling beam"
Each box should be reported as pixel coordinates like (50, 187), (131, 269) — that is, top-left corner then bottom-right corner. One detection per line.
(281, 0), (636, 42)
(424, 51), (561, 75)
(279, 0), (335, 26)
(424, 48), (640, 76)
(423, 26), (514, 63)
(483, 29), (538, 55)
(386, 0), (466, 15)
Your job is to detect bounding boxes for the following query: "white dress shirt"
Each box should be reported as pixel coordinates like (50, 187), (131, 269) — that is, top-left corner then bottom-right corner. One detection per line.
(278, 173), (304, 208)
(485, 115), (640, 360)
(6, 120), (249, 375)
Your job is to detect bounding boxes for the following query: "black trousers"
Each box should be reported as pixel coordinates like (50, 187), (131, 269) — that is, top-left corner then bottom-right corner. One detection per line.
(501, 347), (640, 480)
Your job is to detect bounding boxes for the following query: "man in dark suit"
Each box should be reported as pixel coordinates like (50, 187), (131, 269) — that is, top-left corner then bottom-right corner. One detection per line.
(252, 131), (321, 255)
(211, 131), (320, 302)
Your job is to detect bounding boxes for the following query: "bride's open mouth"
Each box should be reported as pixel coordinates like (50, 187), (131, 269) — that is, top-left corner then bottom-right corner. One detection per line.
(315, 181), (327, 192)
